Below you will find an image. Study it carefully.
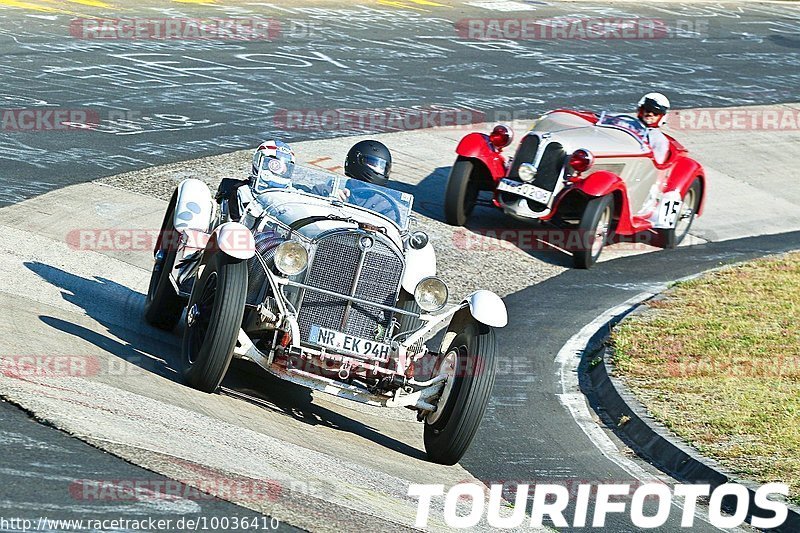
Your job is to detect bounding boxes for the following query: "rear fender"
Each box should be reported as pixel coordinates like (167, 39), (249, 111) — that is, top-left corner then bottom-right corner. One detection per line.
(665, 156), (706, 216)
(455, 133), (507, 181)
(174, 179), (215, 234)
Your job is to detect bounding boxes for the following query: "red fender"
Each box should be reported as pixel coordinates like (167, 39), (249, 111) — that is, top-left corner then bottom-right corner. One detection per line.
(570, 171), (636, 234)
(455, 132), (507, 181)
(572, 170), (626, 197)
(665, 156), (706, 216)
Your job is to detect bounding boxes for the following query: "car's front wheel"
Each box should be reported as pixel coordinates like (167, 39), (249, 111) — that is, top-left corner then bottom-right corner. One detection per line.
(572, 194), (614, 269)
(182, 252), (248, 393)
(144, 201), (184, 330)
(444, 158), (480, 226)
(657, 178), (701, 249)
(424, 318), (497, 465)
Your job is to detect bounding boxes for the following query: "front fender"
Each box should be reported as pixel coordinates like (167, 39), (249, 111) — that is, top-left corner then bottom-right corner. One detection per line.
(572, 170), (626, 198)
(463, 290), (507, 328)
(174, 178), (215, 234)
(205, 222), (255, 261)
(401, 243), (436, 293)
(455, 133), (507, 180)
(666, 156), (706, 216)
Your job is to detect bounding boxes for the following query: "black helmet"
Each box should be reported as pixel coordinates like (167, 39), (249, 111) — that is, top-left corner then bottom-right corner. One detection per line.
(344, 140), (392, 186)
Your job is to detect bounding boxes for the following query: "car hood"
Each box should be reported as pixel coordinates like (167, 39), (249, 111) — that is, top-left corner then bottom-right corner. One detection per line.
(531, 113), (650, 157)
(256, 191), (403, 245)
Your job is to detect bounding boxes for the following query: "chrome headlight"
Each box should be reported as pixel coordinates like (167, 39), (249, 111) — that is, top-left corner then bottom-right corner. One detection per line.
(274, 241), (308, 276)
(408, 230), (429, 250)
(414, 276), (448, 312)
(518, 163), (536, 183)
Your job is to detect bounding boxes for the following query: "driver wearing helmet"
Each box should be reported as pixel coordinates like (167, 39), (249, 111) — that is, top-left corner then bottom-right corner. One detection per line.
(344, 139), (392, 187)
(637, 92), (671, 164)
(215, 139), (296, 222)
(339, 139), (395, 213)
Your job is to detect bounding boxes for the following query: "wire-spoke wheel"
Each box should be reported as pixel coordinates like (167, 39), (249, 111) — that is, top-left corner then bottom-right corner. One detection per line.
(182, 253), (248, 393)
(572, 195), (614, 269)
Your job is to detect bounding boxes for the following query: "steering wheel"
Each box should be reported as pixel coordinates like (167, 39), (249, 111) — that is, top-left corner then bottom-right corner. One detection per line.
(348, 187), (403, 223)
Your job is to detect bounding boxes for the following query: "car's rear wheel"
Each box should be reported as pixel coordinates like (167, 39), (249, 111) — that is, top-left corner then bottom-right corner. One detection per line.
(444, 158), (480, 226)
(144, 201), (184, 330)
(657, 178), (701, 249)
(182, 253), (248, 393)
(572, 195), (614, 269)
(424, 319), (497, 465)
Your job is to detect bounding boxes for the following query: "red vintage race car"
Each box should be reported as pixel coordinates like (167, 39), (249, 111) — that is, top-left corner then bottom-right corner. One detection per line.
(444, 109), (707, 268)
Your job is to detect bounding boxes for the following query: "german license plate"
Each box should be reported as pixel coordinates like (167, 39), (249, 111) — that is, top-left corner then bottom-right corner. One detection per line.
(309, 325), (392, 362)
(497, 178), (551, 204)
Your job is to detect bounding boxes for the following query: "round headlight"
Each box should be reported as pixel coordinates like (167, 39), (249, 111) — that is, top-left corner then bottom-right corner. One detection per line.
(518, 163), (536, 183)
(409, 230), (429, 250)
(414, 277), (448, 313)
(274, 241), (308, 276)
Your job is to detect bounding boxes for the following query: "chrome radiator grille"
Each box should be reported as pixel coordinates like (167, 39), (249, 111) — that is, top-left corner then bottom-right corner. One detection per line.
(298, 231), (403, 343)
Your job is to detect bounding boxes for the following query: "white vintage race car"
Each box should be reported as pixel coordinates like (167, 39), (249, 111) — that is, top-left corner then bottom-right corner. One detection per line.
(143, 166), (507, 465)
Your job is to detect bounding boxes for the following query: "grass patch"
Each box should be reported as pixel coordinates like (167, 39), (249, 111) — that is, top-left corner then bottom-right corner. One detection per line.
(612, 252), (800, 505)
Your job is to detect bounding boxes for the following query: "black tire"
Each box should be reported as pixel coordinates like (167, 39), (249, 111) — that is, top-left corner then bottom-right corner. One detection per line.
(424, 321), (497, 465)
(444, 158), (480, 226)
(572, 195), (614, 269)
(657, 178), (701, 249)
(144, 201), (184, 330)
(397, 290), (424, 336)
(182, 253), (248, 393)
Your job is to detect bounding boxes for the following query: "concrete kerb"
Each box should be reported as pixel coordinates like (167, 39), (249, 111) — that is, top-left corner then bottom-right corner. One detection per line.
(570, 263), (800, 531)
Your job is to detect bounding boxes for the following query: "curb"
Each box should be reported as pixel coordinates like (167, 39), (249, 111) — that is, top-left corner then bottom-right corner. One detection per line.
(582, 296), (800, 532)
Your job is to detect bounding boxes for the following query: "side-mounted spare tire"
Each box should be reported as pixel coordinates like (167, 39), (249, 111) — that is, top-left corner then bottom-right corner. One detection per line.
(144, 198), (185, 330)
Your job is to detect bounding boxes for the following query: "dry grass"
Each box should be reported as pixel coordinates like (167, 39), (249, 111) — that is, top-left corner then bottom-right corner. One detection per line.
(612, 252), (800, 505)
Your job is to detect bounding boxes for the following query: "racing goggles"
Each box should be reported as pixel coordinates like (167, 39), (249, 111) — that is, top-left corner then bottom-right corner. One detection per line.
(359, 154), (390, 177)
(639, 99), (667, 116)
(261, 152), (295, 179)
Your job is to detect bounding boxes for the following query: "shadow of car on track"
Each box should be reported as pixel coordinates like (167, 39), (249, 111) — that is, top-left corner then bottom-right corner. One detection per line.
(393, 166), (574, 267)
(25, 261), (427, 460)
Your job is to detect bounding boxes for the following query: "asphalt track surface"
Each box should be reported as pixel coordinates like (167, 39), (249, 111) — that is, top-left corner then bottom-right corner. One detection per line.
(1, 0), (800, 204)
(0, 401), (297, 531)
(463, 229), (800, 531)
(1, 1), (800, 531)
